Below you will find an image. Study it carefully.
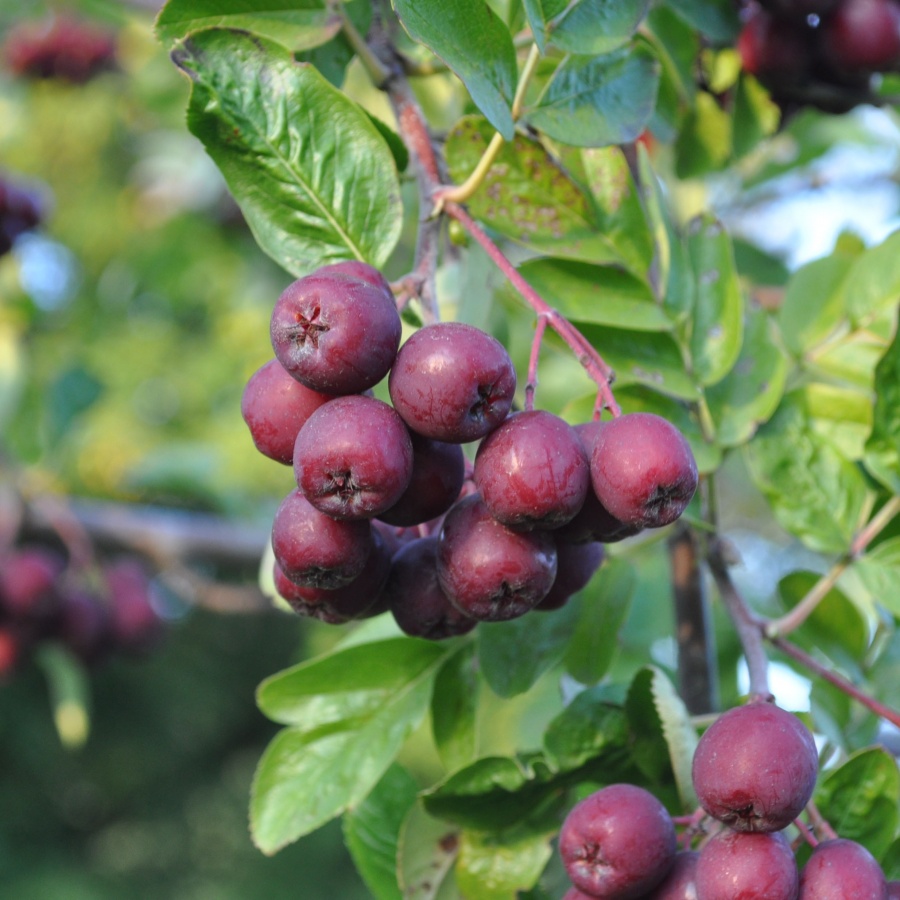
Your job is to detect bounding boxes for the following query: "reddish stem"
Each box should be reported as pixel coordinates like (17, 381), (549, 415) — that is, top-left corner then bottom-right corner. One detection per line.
(771, 635), (900, 731)
(524, 314), (548, 411)
(806, 800), (839, 842)
(443, 201), (621, 416)
(793, 816), (819, 848)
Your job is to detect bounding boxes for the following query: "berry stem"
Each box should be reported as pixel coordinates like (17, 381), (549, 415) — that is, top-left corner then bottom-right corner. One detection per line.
(793, 815), (819, 848)
(436, 43), (541, 207)
(766, 495), (900, 638)
(524, 313), (548, 411)
(806, 800), (838, 842)
(443, 201), (621, 415)
(770, 634), (900, 730)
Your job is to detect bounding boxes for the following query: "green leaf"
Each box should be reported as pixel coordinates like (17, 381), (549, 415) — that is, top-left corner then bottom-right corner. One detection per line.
(685, 213), (743, 386)
(815, 746), (900, 860)
(578, 324), (701, 401)
(392, 0), (517, 139)
(732, 73), (780, 159)
(543, 684), (630, 771)
(564, 558), (637, 685)
(251, 638), (449, 853)
(624, 667), (685, 805)
(456, 828), (553, 900)
(865, 327), (900, 494)
(857, 537), (900, 620)
(674, 90), (732, 178)
(515, 259), (670, 332)
(444, 117), (619, 265)
(578, 146), (655, 276)
(477, 597), (581, 698)
(172, 29), (402, 275)
(522, 0), (650, 56)
(778, 253), (854, 357)
(524, 45), (660, 148)
(664, 0), (740, 42)
(156, 0), (344, 51)
(397, 803), (460, 900)
(843, 229), (900, 326)
(343, 764), (420, 900)
(801, 381), (874, 462)
(705, 307), (789, 448)
(744, 392), (872, 554)
(432, 644), (479, 772)
(422, 754), (564, 832)
(647, 666), (699, 811)
(777, 571), (869, 676)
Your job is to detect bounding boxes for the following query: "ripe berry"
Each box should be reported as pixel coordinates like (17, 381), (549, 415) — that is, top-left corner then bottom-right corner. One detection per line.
(437, 494), (557, 621)
(534, 541), (604, 611)
(270, 261), (401, 395)
(820, 0), (900, 71)
(692, 701), (818, 832)
(590, 413), (698, 529)
(0, 546), (63, 620)
(241, 358), (331, 465)
(696, 830), (799, 900)
(474, 410), (590, 531)
(888, 880), (900, 898)
(554, 421), (641, 544)
(388, 322), (516, 443)
(271, 489), (373, 589)
(104, 559), (164, 655)
(55, 588), (111, 665)
(274, 528), (392, 623)
(644, 850), (700, 899)
(738, 6), (813, 81)
(293, 395), (413, 520)
(384, 537), (477, 639)
(798, 838), (888, 898)
(376, 433), (465, 528)
(559, 783), (677, 899)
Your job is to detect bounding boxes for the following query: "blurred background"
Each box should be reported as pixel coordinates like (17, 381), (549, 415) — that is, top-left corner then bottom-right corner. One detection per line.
(2, 1), (900, 897)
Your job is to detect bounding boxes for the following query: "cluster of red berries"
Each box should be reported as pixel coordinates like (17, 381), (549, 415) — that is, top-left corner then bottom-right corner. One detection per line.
(242, 261), (699, 638)
(739, 0), (900, 113)
(1, 14), (117, 84)
(559, 701), (898, 898)
(0, 543), (165, 677)
(0, 173), (44, 257)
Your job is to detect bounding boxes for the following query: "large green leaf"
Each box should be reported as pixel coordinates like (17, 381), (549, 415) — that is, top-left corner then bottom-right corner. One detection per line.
(156, 0), (367, 52)
(857, 537), (900, 620)
(664, 0), (740, 42)
(172, 29), (402, 275)
(477, 597), (581, 698)
(706, 307), (788, 447)
(343, 764), (420, 900)
(251, 638), (449, 853)
(685, 213), (743, 386)
(564, 558), (636, 685)
(778, 253), (854, 358)
(444, 117), (620, 265)
(524, 45), (660, 148)
(392, 0), (517, 139)
(515, 259), (670, 332)
(674, 90), (732, 178)
(578, 146), (655, 276)
(456, 828), (554, 900)
(432, 644), (479, 773)
(744, 393), (872, 554)
(815, 747), (900, 860)
(522, 0), (650, 55)
(843, 229), (900, 326)
(397, 803), (460, 900)
(577, 324), (701, 401)
(865, 326), (900, 494)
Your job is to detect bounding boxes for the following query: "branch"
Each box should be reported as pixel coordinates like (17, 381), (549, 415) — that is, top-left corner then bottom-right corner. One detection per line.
(443, 201), (621, 416)
(706, 538), (772, 701)
(770, 635), (900, 731)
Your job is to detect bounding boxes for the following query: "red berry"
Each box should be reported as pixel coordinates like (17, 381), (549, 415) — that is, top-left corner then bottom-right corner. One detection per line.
(696, 830), (799, 900)
(798, 838), (888, 898)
